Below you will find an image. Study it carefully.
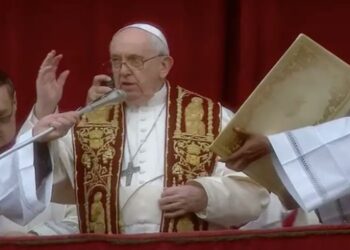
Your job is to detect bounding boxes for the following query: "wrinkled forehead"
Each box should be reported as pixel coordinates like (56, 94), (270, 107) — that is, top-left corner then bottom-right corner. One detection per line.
(109, 28), (157, 56)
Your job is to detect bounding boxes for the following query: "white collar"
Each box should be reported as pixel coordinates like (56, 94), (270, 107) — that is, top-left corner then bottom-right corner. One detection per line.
(127, 83), (167, 111)
(146, 83), (167, 107)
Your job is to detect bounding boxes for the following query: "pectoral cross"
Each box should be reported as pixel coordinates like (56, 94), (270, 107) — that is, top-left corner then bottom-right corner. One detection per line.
(121, 162), (140, 186)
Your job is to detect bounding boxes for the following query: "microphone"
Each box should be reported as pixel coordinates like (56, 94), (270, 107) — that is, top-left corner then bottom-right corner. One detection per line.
(77, 88), (127, 115)
(0, 89), (127, 160)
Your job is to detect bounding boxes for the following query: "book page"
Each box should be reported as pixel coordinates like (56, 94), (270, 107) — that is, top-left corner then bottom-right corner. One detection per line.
(210, 34), (350, 208)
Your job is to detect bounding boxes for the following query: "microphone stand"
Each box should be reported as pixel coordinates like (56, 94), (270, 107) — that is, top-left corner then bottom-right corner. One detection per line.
(0, 89), (127, 160)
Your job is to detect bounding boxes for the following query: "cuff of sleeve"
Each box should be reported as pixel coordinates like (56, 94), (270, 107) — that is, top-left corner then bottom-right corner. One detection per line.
(186, 180), (209, 219)
(188, 177), (222, 220)
(28, 106), (40, 126)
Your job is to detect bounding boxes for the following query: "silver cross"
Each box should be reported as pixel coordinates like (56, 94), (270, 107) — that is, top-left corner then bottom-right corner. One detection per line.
(121, 162), (140, 186)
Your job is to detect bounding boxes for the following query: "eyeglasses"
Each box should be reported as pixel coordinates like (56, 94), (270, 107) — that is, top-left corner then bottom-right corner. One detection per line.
(110, 54), (164, 70)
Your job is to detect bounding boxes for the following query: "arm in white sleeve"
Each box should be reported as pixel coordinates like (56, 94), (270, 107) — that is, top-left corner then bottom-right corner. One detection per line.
(0, 130), (52, 225)
(192, 166), (270, 227)
(268, 117), (350, 212)
(28, 204), (79, 235)
(19, 106), (58, 135)
(20, 107), (75, 205)
(189, 106), (270, 227)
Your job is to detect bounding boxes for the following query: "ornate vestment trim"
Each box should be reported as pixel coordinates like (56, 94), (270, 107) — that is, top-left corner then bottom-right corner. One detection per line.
(73, 83), (221, 234)
(161, 84), (221, 232)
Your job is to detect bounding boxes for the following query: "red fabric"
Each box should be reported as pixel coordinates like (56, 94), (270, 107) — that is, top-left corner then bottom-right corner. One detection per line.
(282, 209), (298, 227)
(2, 0), (350, 127)
(2, 225), (350, 250)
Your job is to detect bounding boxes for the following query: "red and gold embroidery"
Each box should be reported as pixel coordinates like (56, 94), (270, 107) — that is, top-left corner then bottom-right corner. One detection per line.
(73, 83), (221, 234)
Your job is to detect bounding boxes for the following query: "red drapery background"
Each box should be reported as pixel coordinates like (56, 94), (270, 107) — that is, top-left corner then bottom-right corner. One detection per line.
(1, 0), (350, 125)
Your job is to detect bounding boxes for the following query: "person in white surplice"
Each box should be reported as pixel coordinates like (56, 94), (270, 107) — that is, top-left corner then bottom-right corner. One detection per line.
(223, 117), (350, 224)
(0, 70), (79, 226)
(22, 23), (270, 234)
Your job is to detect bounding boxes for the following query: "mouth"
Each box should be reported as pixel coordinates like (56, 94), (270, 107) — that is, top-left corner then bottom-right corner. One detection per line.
(120, 82), (139, 91)
(120, 81), (136, 86)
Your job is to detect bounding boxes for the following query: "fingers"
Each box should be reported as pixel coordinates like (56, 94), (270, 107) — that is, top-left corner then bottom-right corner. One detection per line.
(40, 50), (63, 69)
(37, 51), (68, 87)
(159, 196), (187, 218)
(40, 50), (56, 68)
(161, 187), (178, 197)
(57, 111), (80, 123)
(87, 85), (113, 103)
(51, 54), (63, 69)
(223, 135), (271, 171)
(87, 75), (113, 103)
(164, 209), (187, 218)
(92, 75), (112, 86)
(49, 113), (78, 132)
(221, 147), (244, 163)
(95, 86), (113, 95)
(159, 188), (182, 209)
(35, 111), (80, 140)
(218, 127), (249, 163)
(38, 65), (54, 76)
(159, 195), (177, 206)
(159, 201), (182, 211)
(57, 70), (70, 87)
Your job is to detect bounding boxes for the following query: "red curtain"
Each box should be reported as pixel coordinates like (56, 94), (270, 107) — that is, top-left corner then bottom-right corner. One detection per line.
(1, 0), (350, 125)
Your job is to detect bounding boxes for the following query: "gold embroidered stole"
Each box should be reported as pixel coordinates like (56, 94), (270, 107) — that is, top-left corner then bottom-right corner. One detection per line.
(73, 83), (221, 234)
(161, 85), (221, 232)
(73, 104), (125, 234)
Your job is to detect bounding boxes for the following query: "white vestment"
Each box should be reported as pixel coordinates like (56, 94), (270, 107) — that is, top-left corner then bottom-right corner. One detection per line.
(23, 84), (270, 233)
(0, 203), (77, 235)
(241, 193), (320, 229)
(268, 117), (350, 224)
(0, 130), (52, 225)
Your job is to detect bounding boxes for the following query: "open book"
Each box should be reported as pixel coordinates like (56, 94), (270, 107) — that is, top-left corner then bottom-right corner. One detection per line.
(210, 34), (350, 209)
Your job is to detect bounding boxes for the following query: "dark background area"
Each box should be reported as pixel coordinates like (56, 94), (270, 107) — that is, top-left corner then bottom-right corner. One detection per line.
(1, 0), (350, 125)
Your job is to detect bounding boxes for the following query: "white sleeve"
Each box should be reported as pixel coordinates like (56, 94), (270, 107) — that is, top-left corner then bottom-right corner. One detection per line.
(20, 107), (75, 204)
(0, 130), (52, 225)
(28, 204), (79, 235)
(190, 106), (270, 227)
(269, 117), (350, 211)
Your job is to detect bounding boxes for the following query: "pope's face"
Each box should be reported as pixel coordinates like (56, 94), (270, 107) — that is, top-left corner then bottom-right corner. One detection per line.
(0, 85), (16, 148)
(109, 28), (172, 106)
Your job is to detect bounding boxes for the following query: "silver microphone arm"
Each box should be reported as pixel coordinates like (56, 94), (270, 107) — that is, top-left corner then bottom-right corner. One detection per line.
(0, 89), (127, 160)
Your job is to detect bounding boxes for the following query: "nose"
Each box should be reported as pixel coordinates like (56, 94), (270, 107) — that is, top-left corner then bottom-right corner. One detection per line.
(119, 62), (132, 76)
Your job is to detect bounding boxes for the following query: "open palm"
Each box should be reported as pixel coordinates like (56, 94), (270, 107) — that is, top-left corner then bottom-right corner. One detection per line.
(35, 50), (70, 119)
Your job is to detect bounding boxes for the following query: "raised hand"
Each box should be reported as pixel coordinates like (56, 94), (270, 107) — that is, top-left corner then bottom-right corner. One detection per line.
(159, 184), (208, 218)
(35, 50), (70, 119)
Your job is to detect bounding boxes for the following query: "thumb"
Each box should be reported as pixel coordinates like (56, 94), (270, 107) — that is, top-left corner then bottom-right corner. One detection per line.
(222, 146), (244, 163)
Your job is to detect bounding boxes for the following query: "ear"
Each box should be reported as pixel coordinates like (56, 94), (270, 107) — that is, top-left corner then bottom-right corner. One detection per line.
(13, 91), (17, 113)
(159, 56), (174, 79)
